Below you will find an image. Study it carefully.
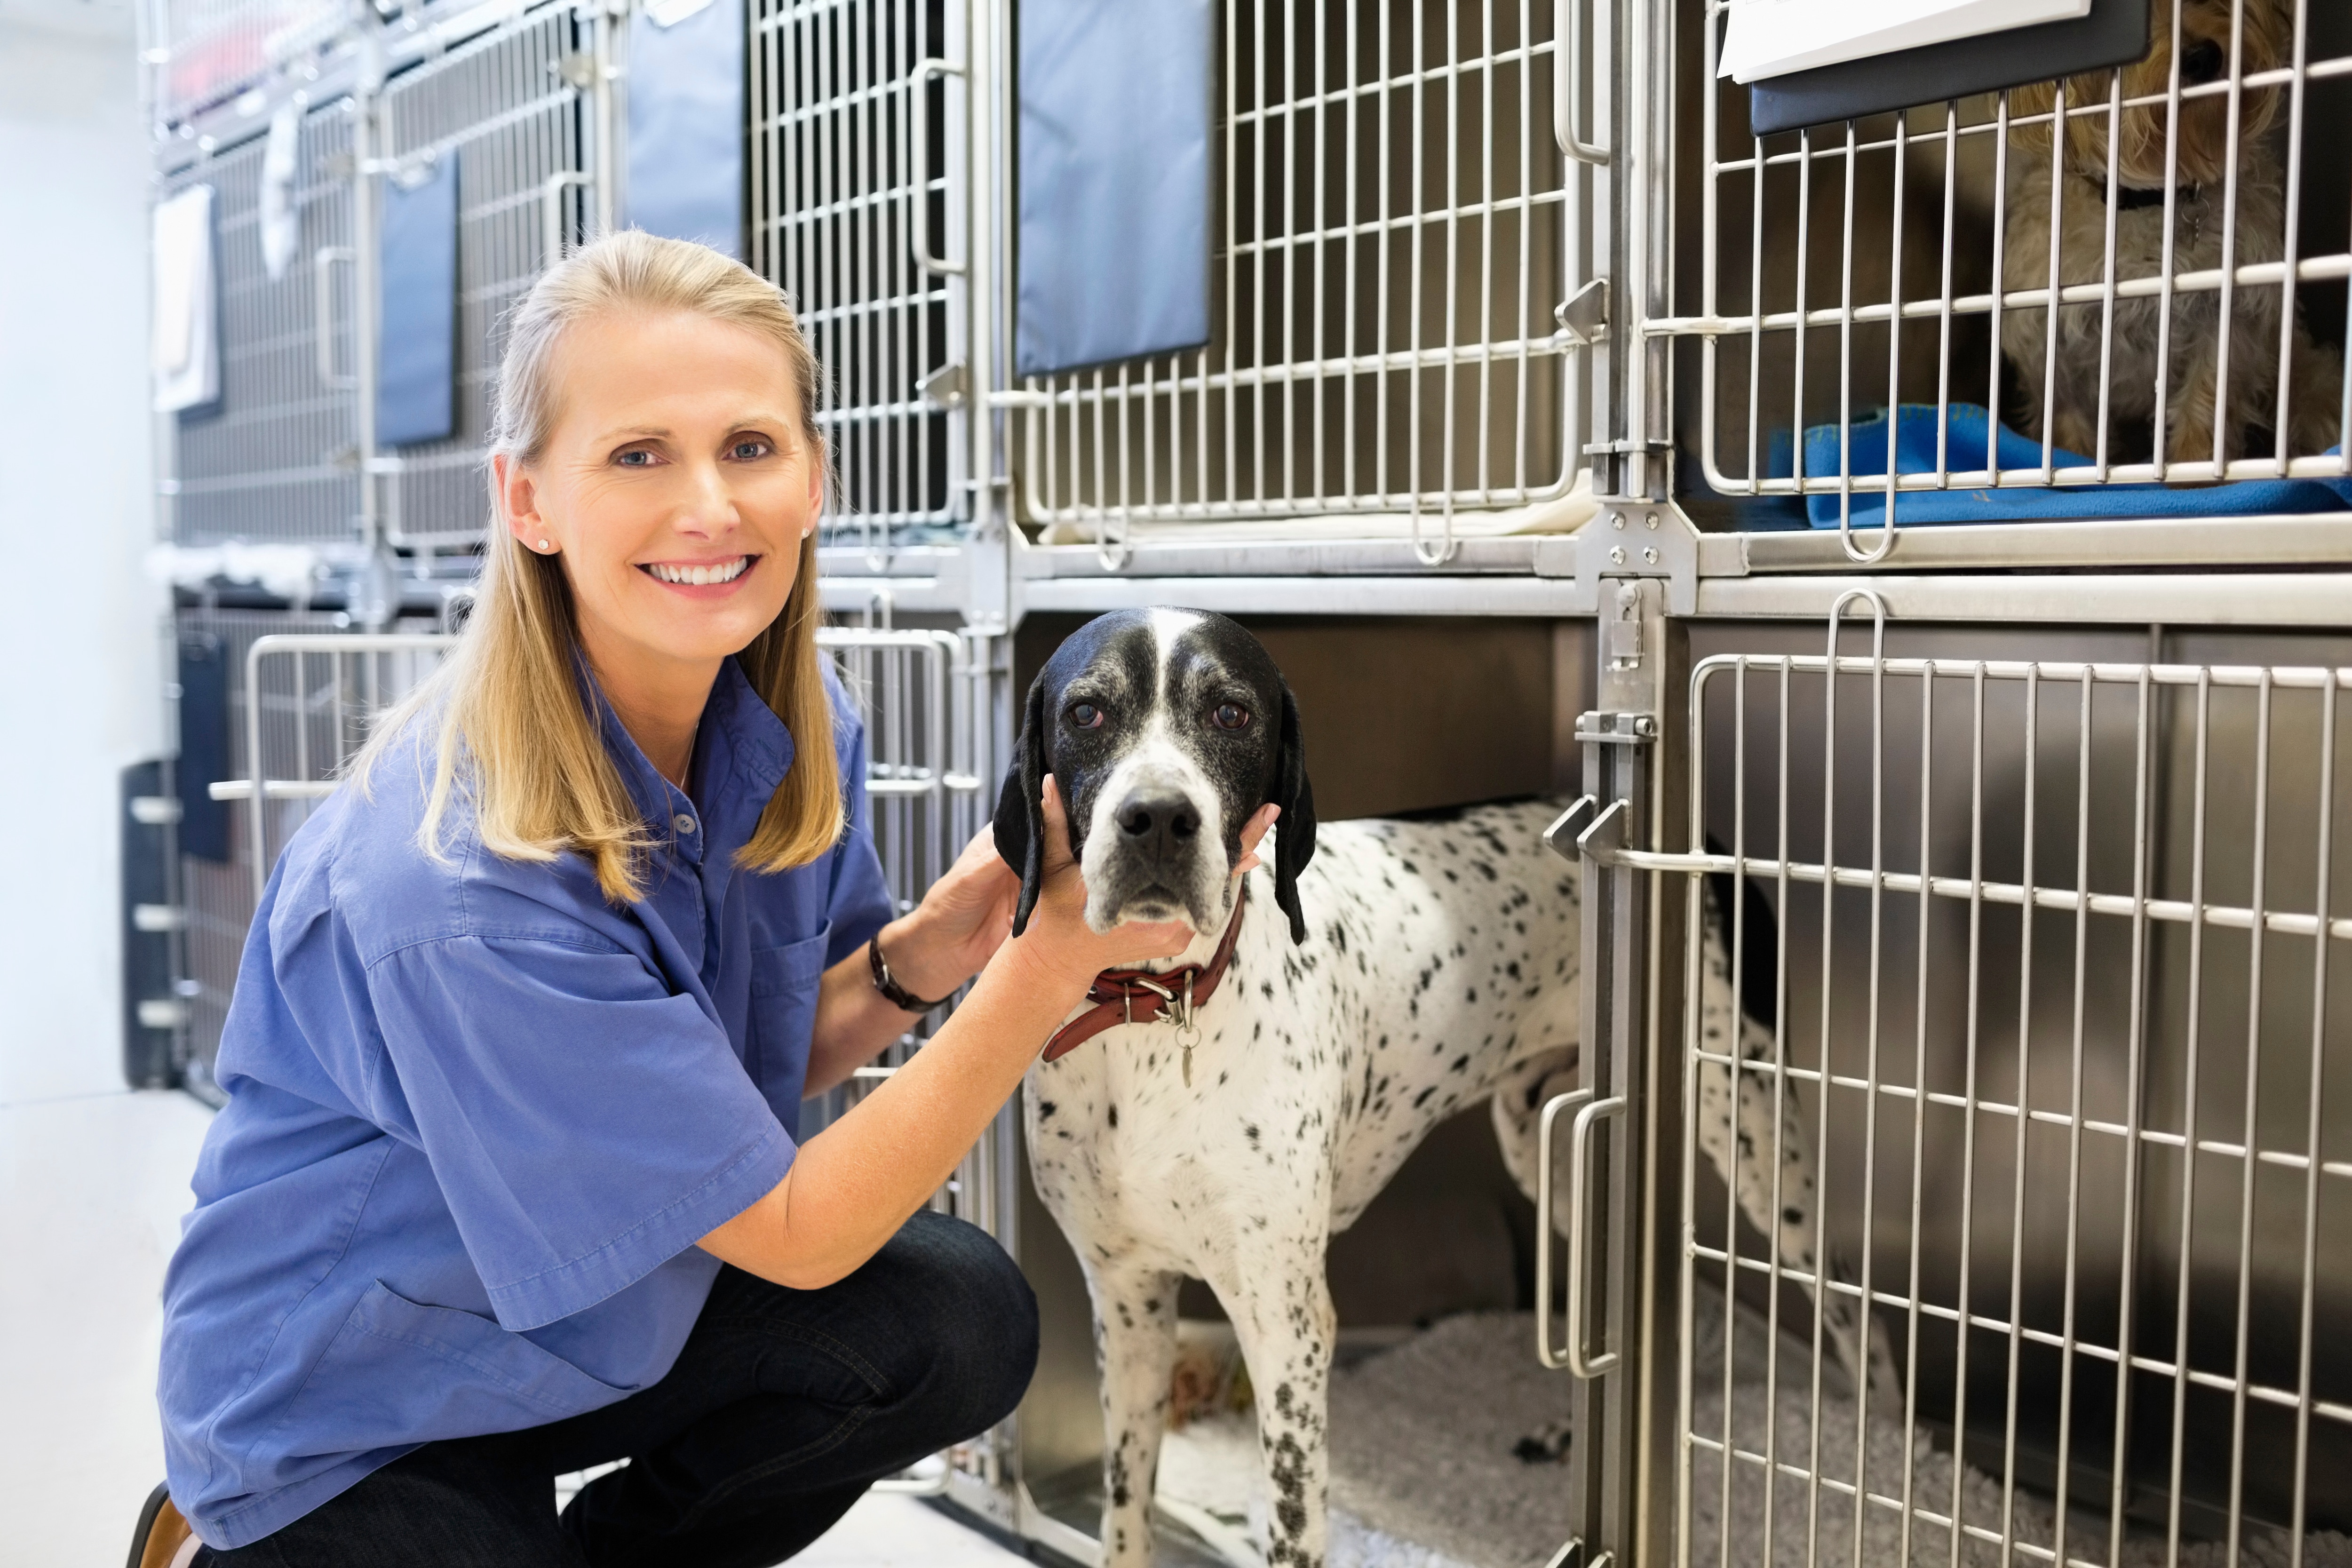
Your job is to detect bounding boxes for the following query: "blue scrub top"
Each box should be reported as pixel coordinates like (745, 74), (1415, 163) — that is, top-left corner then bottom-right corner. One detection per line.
(158, 657), (895, 1550)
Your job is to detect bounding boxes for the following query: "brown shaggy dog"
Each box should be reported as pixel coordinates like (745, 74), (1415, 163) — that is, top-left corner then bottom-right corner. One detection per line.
(1998, 0), (2342, 471)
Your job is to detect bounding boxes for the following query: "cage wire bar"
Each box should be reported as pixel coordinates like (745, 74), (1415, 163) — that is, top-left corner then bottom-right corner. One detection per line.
(375, 1), (600, 547)
(1011, 0), (1592, 561)
(1642, 605), (2351, 1567)
(751, 0), (971, 558)
(161, 102), (364, 547)
(1656, 0), (2352, 564)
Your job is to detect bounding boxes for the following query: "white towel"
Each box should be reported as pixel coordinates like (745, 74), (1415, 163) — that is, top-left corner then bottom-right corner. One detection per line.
(153, 184), (219, 412)
(260, 103), (302, 283)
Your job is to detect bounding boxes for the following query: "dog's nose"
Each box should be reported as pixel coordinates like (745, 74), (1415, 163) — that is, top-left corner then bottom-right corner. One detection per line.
(1115, 792), (1200, 862)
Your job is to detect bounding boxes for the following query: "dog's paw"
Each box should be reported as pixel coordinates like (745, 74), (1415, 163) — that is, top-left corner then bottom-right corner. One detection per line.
(1511, 1417), (1573, 1464)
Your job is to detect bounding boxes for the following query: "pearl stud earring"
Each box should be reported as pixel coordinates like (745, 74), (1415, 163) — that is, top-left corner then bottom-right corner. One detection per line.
(536, 539), (551, 551)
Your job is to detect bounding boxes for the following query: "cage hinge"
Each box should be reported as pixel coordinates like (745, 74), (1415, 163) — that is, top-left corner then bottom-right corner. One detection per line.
(556, 52), (597, 90)
(1556, 506), (1700, 613)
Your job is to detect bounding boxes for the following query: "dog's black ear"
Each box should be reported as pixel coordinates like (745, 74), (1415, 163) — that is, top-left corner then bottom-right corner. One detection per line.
(1271, 681), (1316, 945)
(995, 675), (1051, 937)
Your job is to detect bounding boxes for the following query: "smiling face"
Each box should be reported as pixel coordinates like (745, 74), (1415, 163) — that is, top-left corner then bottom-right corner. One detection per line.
(496, 306), (824, 694)
(1038, 609), (1290, 935)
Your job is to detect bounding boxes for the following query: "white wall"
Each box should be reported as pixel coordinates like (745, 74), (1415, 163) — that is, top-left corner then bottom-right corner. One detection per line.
(0, 4), (166, 1105)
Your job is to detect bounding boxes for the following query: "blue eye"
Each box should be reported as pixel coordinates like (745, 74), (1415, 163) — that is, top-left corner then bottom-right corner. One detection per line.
(731, 439), (771, 461)
(615, 449), (654, 467)
(1068, 702), (1104, 730)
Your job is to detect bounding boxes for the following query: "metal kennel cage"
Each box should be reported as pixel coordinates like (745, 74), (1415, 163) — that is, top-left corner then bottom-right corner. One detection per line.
(1656, 0), (2352, 560)
(1668, 609), (2349, 1568)
(1008, 0), (1602, 563)
(374, 1), (607, 546)
(159, 101), (365, 547)
(147, 0), (609, 560)
(170, 610), (448, 1086)
(751, 0), (976, 557)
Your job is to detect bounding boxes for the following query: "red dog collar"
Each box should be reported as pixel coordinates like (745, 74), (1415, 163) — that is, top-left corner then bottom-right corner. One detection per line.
(1041, 890), (1248, 1072)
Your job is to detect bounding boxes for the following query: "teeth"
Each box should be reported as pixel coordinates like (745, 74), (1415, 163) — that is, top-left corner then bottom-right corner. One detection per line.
(648, 557), (749, 586)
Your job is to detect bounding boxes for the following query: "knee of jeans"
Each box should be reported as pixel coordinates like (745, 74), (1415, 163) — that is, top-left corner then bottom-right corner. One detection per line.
(897, 1212), (1039, 1433)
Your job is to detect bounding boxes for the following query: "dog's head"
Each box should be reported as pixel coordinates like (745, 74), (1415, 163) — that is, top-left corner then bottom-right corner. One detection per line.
(993, 609), (1316, 946)
(2011, 0), (2291, 190)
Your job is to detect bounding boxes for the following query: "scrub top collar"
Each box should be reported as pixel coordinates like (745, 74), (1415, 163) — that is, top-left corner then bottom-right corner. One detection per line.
(580, 654), (799, 876)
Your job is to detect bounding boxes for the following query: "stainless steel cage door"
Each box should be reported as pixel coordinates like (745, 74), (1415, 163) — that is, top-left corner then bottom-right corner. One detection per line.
(1661, 607), (2351, 1568)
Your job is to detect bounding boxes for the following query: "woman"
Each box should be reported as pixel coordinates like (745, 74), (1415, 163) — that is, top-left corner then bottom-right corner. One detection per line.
(151, 231), (1269, 1566)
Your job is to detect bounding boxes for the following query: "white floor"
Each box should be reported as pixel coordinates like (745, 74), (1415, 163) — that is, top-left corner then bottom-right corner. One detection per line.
(0, 1086), (1029, 1568)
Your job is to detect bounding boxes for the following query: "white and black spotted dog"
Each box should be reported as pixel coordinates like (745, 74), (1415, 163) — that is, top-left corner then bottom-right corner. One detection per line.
(995, 609), (1863, 1568)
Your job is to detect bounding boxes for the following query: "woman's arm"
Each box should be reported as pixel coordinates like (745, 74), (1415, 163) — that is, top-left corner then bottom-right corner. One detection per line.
(701, 779), (1273, 1290)
(801, 828), (1017, 1098)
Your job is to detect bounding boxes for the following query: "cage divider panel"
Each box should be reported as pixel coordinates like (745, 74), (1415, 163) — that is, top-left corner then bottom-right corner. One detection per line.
(626, 0), (747, 258)
(377, 152), (461, 449)
(153, 182), (221, 414)
(1747, 0), (2150, 137)
(176, 636), (232, 864)
(1014, 0), (1212, 377)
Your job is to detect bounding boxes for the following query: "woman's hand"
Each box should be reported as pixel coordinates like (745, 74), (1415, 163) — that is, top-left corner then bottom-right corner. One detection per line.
(874, 827), (1018, 1003)
(1002, 778), (1278, 990)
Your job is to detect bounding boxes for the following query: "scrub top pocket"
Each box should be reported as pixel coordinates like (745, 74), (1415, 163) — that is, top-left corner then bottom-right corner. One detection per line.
(748, 924), (831, 1114)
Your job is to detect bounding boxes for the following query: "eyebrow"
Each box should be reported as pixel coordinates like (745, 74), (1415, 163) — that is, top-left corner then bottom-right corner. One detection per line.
(594, 418), (797, 447)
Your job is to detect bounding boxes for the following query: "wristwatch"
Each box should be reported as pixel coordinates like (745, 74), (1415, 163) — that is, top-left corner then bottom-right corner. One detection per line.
(868, 935), (954, 1014)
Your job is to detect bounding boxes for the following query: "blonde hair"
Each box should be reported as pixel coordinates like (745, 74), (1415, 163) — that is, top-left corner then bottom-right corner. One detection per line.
(361, 230), (840, 903)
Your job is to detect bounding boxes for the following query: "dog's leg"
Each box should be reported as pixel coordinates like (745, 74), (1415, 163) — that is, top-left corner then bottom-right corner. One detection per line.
(1689, 890), (1894, 1406)
(1200, 1242), (1336, 1568)
(1085, 1262), (1184, 1568)
(2166, 345), (2224, 470)
(1488, 1048), (1581, 1200)
(2287, 325), (2346, 457)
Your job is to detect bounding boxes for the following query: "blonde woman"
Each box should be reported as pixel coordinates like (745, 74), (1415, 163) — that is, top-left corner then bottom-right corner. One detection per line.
(147, 232), (1267, 1567)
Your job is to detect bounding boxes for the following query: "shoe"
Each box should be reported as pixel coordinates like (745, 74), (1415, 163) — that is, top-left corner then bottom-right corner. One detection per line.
(127, 1482), (204, 1568)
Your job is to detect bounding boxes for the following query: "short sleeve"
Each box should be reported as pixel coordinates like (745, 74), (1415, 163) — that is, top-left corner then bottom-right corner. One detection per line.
(823, 689), (895, 968)
(365, 934), (794, 1331)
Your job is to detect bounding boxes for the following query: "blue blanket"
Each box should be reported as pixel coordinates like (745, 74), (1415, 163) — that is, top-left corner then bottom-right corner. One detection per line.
(1776, 404), (2352, 526)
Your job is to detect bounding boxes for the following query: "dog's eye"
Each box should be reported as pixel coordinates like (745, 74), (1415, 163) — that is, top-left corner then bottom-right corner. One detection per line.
(1068, 702), (1104, 730)
(2180, 39), (2225, 83)
(1211, 702), (1251, 731)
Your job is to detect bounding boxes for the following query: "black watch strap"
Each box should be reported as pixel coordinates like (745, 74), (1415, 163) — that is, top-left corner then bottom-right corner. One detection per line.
(869, 937), (953, 1013)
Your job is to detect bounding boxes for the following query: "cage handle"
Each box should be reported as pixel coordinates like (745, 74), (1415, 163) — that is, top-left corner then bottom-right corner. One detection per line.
(1554, 0), (1609, 165)
(313, 247), (357, 390)
(909, 57), (967, 276)
(542, 170), (592, 267)
(1537, 1087), (1627, 1375)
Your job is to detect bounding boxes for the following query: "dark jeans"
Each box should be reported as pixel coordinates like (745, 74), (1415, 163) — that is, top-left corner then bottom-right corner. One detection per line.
(203, 1210), (1038, 1568)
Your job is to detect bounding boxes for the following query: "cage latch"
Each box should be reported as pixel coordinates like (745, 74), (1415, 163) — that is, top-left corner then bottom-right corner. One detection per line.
(1555, 279), (1609, 346)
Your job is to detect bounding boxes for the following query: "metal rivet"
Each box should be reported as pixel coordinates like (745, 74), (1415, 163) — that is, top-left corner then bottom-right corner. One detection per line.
(1610, 512), (1626, 530)
(1643, 546), (1660, 565)
(1609, 545), (1627, 565)
(1644, 511), (1659, 529)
